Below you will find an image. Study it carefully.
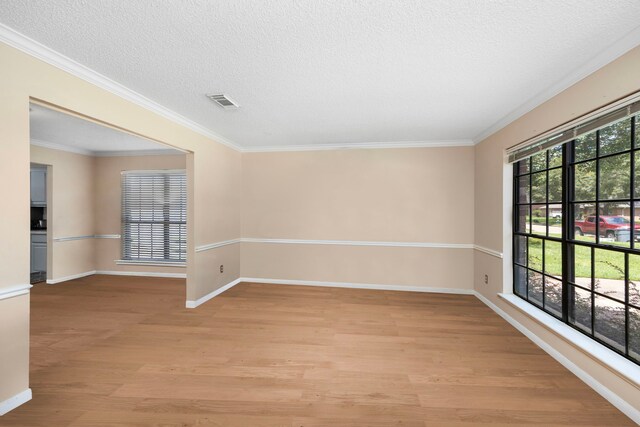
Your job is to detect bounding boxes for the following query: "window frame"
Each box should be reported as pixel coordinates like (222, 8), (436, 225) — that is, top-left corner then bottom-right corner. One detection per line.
(121, 169), (187, 264)
(513, 116), (640, 365)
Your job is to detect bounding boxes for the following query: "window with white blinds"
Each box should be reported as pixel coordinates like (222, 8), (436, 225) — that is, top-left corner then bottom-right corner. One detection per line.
(121, 170), (187, 262)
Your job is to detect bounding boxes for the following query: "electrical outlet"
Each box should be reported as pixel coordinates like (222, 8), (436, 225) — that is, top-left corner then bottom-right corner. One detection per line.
(220, 265), (224, 273)
(484, 274), (489, 285)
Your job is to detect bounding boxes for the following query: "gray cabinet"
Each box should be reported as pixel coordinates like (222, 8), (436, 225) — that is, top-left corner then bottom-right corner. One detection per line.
(31, 233), (47, 274)
(30, 168), (47, 206)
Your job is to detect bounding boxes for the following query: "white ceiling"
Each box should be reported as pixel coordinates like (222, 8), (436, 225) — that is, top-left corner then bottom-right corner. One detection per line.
(30, 104), (182, 156)
(3, 1), (640, 150)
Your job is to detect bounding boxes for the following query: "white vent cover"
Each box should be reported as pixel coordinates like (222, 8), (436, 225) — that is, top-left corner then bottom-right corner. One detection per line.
(206, 94), (239, 109)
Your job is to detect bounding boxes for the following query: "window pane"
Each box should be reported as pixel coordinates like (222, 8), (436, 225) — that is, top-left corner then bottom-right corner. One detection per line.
(628, 254), (640, 306)
(518, 175), (530, 203)
(548, 168), (562, 202)
(514, 235), (527, 265)
(630, 307), (640, 362)
(635, 151), (640, 198)
(517, 158), (530, 175)
(594, 248), (625, 302)
(569, 285), (592, 333)
(514, 265), (527, 297)
(574, 161), (596, 201)
(599, 118), (631, 156)
(634, 201), (640, 244)
(517, 205), (530, 233)
(545, 276), (562, 318)
(548, 204), (562, 238)
(544, 240), (562, 279)
(599, 202), (631, 247)
(573, 203), (597, 243)
(573, 244), (592, 289)
(531, 172), (546, 203)
(594, 296), (626, 352)
(528, 270), (543, 306)
(599, 153), (630, 200)
(574, 132), (596, 162)
(531, 152), (546, 172)
(549, 145), (562, 168)
(528, 238), (542, 271)
(531, 205), (546, 236)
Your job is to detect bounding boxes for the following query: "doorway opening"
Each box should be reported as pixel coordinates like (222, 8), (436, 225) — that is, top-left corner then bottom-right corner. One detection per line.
(29, 163), (49, 284)
(28, 102), (190, 286)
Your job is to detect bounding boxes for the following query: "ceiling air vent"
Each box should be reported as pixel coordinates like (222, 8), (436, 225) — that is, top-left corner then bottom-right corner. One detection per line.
(206, 94), (239, 109)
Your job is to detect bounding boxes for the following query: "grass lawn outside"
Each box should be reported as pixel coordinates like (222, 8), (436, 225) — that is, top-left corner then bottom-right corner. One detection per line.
(526, 234), (640, 281)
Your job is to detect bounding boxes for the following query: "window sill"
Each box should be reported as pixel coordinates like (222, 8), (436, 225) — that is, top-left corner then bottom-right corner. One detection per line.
(115, 260), (186, 268)
(498, 292), (640, 388)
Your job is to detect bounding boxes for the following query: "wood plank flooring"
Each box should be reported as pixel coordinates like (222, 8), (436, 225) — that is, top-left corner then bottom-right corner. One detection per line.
(0, 275), (633, 426)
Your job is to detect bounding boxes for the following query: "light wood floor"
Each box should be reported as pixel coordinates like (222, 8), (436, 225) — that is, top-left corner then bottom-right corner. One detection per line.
(0, 275), (633, 426)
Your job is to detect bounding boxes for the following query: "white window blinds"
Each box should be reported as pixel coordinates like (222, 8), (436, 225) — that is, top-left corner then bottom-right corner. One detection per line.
(507, 96), (640, 164)
(121, 170), (186, 262)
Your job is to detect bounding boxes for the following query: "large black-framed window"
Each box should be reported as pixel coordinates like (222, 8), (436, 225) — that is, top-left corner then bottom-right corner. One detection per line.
(514, 115), (640, 364)
(121, 170), (187, 263)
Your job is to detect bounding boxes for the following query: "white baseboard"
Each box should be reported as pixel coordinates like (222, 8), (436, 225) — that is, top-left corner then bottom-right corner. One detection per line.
(241, 277), (476, 295)
(95, 270), (187, 279)
(185, 277), (474, 309)
(472, 291), (640, 425)
(46, 270), (96, 284)
(186, 278), (242, 308)
(0, 388), (31, 416)
(47, 270), (186, 284)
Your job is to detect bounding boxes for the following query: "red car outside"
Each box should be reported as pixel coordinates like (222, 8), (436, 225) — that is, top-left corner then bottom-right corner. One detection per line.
(574, 215), (640, 239)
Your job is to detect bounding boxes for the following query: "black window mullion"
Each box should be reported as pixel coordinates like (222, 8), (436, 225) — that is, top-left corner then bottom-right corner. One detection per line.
(562, 142), (571, 323)
(631, 117), (636, 250)
(625, 252), (630, 357)
(591, 246), (595, 336)
(595, 130), (600, 244)
(542, 151), (549, 309)
(546, 150), (550, 238)
(513, 165), (518, 296)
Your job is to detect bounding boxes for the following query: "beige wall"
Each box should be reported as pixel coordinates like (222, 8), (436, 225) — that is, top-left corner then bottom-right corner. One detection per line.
(474, 46), (640, 415)
(0, 41), (241, 404)
(94, 154), (186, 274)
(189, 141), (242, 300)
(241, 147), (475, 289)
(0, 295), (30, 408)
(30, 145), (95, 280)
(242, 243), (473, 290)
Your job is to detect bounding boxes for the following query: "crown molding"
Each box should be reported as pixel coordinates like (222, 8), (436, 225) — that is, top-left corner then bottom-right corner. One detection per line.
(31, 138), (177, 157)
(0, 23), (242, 152)
(473, 24), (640, 145)
(93, 149), (181, 157)
(31, 138), (93, 156)
(0, 24), (474, 153)
(241, 139), (475, 152)
(7, 20), (639, 152)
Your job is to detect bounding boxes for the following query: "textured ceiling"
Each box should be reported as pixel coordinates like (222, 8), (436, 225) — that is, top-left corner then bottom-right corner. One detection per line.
(3, 1), (640, 149)
(30, 104), (181, 155)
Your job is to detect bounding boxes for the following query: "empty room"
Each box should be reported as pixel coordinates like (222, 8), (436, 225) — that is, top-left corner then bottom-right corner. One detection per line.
(0, 1), (639, 426)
